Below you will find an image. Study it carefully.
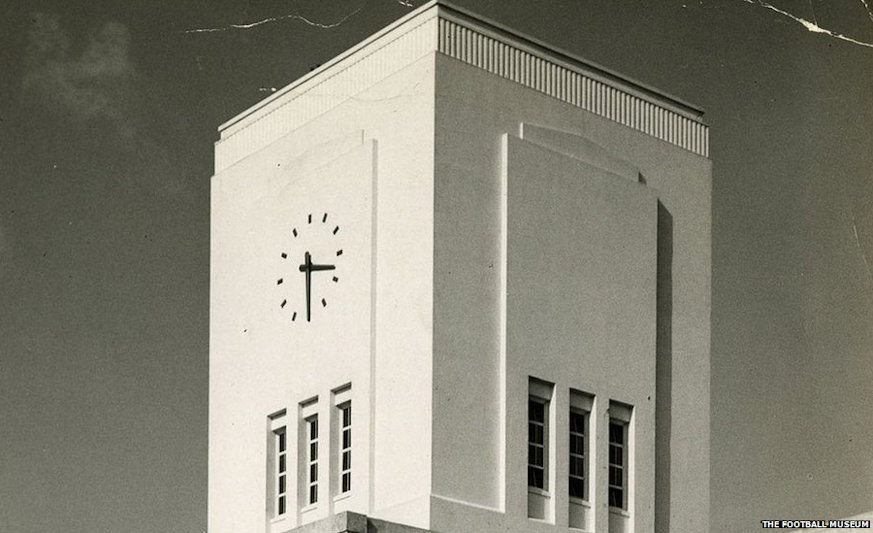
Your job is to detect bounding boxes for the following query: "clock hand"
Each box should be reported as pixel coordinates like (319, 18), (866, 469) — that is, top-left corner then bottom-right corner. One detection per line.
(299, 252), (312, 322)
(298, 252), (336, 322)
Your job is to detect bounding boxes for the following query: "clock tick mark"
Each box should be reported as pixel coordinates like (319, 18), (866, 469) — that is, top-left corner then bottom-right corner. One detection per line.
(280, 299), (287, 308)
(277, 278), (283, 285)
(292, 228), (297, 237)
(308, 214), (312, 224)
(291, 312), (297, 321)
(281, 252), (287, 259)
(336, 249), (343, 256)
(322, 213), (328, 223)
(332, 276), (338, 283)
(333, 226), (339, 235)
(321, 298), (327, 307)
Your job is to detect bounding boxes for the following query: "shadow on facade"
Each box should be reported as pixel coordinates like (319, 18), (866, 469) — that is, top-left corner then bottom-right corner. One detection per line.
(655, 200), (673, 533)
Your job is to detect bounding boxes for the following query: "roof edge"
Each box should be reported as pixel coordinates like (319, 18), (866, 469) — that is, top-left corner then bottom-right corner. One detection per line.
(218, 0), (441, 133)
(434, 0), (705, 120)
(218, 0), (706, 134)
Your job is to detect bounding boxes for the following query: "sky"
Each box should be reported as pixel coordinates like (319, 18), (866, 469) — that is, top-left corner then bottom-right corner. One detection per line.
(1, 1), (871, 532)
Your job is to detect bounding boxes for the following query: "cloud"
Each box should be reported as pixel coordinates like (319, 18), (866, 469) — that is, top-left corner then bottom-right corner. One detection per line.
(22, 14), (191, 201)
(23, 13), (137, 138)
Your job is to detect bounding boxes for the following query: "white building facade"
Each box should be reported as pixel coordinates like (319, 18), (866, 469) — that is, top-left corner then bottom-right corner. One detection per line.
(209, 2), (711, 532)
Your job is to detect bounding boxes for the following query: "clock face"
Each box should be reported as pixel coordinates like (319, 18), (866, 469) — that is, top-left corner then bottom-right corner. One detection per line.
(278, 212), (343, 323)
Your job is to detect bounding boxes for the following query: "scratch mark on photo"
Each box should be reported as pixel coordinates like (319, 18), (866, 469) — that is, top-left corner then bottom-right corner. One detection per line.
(742, 0), (873, 48)
(184, 2), (366, 34)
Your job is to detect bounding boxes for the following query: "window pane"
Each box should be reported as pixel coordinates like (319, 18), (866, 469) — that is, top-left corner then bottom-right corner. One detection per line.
(609, 466), (620, 485)
(342, 451), (351, 470)
(528, 466), (544, 489)
(278, 432), (286, 452)
(529, 400), (544, 423)
(609, 487), (623, 508)
(343, 430), (351, 449)
(343, 406), (351, 427)
(569, 477), (584, 498)
(279, 475), (286, 493)
(342, 472), (351, 492)
(570, 411), (584, 433)
(310, 419), (318, 439)
(571, 456), (584, 477)
(528, 423), (543, 445)
(310, 464), (318, 482)
(609, 422), (623, 445)
(279, 495), (286, 514)
(310, 485), (317, 504)
(570, 434), (583, 454)
(279, 454), (286, 473)
(310, 442), (318, 461)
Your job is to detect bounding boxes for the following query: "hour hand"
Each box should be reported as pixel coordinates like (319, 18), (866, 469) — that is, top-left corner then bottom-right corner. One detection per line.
(309, 262), (335, 272)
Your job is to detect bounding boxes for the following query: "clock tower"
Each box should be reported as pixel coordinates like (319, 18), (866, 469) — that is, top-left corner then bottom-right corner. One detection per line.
(209, 2), (711, 533)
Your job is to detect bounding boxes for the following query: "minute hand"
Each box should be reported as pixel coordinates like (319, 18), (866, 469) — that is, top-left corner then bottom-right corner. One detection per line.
(298, 252), (336, 322)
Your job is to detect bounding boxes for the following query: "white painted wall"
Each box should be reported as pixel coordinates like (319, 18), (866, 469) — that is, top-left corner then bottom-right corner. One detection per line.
(210, 54), (436, 533)
(430, 53), (710, 533)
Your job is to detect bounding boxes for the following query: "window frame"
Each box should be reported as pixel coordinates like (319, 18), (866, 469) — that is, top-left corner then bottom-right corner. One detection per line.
(568, 407), (589, 502)
(528, 396), (548, 491)
(568, 390), (593, 503)
(298, 396), (319, 512)
(527, 377), (554, 495)
(607, 401), (632, 512)
(268, 410), (288, 520)
(275, 427), (288, 515)
(306, 415), (319, 505)
(339, 401), (352, 494)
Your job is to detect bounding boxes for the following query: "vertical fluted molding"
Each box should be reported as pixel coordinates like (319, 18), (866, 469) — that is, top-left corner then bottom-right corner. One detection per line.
(433, 18), (708, 157)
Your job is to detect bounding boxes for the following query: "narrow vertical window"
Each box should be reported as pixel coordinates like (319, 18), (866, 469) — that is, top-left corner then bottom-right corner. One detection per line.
(276, 429), (287, 515)
(608, 421), (626, 509)
(527, 377), (554, 522)
(307, 416), (319, 505)
(528, 398), (546, 489)
(568, 390), (593, 530)
(268, 410), (288, 520)
(340, 403), (351, 493)
(332, 384), (353, 503)
(568, 409), (586, 499)
(608, 400), (632, 513)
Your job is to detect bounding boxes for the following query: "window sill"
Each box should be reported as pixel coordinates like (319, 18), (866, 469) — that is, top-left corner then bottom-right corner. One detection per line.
(608, 507), (630, 518)
(333, 491), (352, 503)
(270, 514), (288, 524)
(527, 487), (551, 497)
(300, 503), (319, 514)
(569, 496), (591, 507)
